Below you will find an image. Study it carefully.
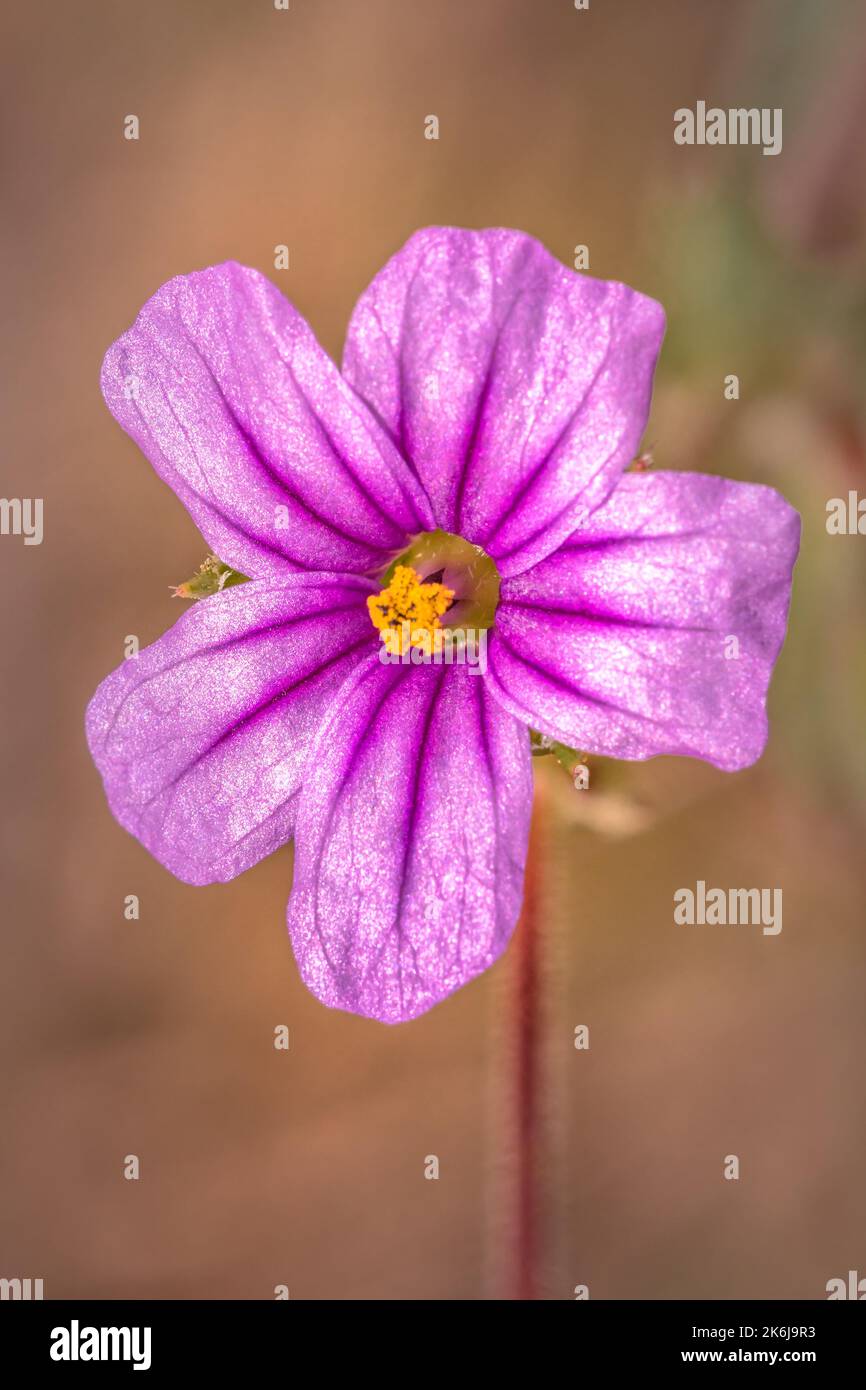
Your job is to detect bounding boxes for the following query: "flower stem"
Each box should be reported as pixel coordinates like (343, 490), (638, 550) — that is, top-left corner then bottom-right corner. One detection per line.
(513, 784), (544, 1300)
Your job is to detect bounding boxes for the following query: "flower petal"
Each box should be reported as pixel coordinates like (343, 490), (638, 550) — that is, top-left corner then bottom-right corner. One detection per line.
(343, 226), (665, 575)
(101, 262), (433, 579)
(287, 659), (533, 1023)
(485, 472), (800, 770)
(86, 575), (375, 884)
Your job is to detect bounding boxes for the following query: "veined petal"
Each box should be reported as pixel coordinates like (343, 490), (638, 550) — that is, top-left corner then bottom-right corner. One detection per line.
(86, 574), (375, 884)
(486, 472), (800, 770)
(287, 659), (533, 1023)
(343, 226), (664, 576)
(101, 262), (433, 579)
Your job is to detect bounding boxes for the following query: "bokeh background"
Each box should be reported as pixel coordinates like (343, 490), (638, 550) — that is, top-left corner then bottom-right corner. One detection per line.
(2, 0), (865, 1300)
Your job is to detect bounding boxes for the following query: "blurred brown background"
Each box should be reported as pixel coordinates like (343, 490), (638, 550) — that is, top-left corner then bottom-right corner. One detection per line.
(2, 0), (865, 1300)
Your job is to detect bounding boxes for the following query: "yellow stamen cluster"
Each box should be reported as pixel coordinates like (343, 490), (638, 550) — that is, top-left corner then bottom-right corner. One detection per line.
(367, 564), (454, 656)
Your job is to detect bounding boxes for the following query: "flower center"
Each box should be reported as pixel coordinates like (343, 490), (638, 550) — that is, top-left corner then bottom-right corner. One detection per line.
(367, 530), (500, 657)
(367, 564), (454, 654)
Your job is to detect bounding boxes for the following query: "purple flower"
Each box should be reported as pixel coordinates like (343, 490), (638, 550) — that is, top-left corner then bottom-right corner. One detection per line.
(86, 227), (800, 1023)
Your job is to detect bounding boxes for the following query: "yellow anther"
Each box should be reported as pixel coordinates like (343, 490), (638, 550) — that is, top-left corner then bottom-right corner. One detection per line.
(367, 564), (454, 656)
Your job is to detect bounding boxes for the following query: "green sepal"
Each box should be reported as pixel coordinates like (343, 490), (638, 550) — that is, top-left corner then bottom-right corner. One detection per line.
(171, 555), (250, 600)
